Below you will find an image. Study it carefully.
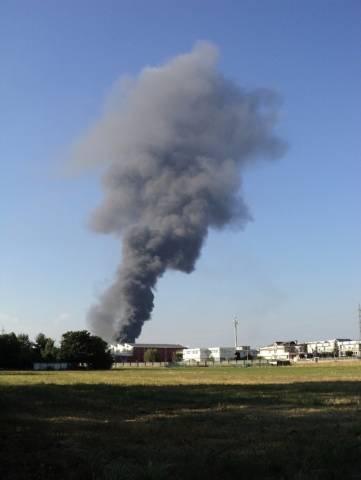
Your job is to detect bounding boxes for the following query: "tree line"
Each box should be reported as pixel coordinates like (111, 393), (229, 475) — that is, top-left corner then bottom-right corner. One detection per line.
(0, 330), (113, 370)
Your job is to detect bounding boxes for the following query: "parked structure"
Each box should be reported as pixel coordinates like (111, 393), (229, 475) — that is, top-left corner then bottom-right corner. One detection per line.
(110, 343), (185, 362)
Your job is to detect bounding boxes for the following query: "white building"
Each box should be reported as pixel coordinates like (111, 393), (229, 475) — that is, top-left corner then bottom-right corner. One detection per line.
(259, 341), (298, 362)
(208, 347), (235, 362)
(306, 339), (350, 357)
(109, 343), (134, 358)
(183, 348), (210, 362)
(338, 340), (361, 357)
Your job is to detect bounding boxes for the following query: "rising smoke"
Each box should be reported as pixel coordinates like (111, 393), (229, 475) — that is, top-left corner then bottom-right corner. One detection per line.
(71, 42), (285, 342)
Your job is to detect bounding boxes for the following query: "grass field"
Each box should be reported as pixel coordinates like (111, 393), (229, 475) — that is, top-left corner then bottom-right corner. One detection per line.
(1, 363), (361, 479)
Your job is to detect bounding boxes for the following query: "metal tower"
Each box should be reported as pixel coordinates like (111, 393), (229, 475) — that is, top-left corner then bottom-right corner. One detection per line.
(234, 316), (239, 350)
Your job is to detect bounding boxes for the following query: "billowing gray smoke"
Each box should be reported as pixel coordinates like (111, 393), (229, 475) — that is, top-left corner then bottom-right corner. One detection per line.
(71, 42), (284, 342)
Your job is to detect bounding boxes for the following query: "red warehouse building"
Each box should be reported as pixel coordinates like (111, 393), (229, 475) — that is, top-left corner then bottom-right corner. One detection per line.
(110, 343), (186, 362)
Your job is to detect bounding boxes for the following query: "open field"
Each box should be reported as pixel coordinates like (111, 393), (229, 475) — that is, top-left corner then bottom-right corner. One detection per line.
(1, 363), (361, 479)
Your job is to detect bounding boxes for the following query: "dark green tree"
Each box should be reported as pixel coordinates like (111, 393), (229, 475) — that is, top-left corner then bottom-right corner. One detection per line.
(0, 333), (21, 368)
(59, 330), (112, 369)
(17, 334), (35, 369)
(86, 335), (113, 369)
(34, 333), (59, 362)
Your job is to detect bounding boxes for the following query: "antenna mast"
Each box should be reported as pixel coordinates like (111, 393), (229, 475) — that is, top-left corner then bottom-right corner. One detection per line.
(234, 316), (239, 350)
(359, 304), (361, 341)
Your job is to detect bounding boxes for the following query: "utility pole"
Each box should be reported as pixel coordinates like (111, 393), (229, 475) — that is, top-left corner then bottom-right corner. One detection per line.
(234, 316), (238, 350)
(358, 305), (361, 358)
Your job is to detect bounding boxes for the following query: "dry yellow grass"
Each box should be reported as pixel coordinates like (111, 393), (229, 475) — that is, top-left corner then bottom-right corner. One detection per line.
(1, 361), (361, 387)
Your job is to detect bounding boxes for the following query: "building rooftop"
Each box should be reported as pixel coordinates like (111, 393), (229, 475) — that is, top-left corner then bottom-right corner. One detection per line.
(261, 341), (297, 348)
(127, 343), (185, 349)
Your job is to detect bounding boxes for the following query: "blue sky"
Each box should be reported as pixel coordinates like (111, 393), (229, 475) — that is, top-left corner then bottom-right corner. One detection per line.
(1, 0), (360, 347)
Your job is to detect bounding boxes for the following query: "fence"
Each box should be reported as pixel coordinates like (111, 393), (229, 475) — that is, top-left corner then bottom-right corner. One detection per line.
(112, 358), (271, 369)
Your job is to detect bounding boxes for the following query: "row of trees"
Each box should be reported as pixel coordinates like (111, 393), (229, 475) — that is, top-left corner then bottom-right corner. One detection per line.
(0, 330), (112, 369)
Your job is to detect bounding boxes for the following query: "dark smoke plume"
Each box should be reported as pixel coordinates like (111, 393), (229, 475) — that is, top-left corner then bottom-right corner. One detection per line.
(71, 42), (285, 342)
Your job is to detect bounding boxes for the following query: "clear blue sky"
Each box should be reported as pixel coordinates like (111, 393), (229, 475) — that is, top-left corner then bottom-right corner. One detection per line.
(1, 0), (360, 347)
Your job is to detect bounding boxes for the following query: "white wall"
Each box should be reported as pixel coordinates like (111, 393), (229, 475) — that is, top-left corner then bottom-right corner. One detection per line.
(183, 348), (210, 362)
(208, 347), (235, 361)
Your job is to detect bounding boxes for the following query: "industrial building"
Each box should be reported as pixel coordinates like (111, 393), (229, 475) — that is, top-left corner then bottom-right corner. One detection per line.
(183, 348), (211, 362)
(110, 343), (185, 362)
(182, 346), (257, 362)
(209, 347), (236, 361)
(183, 346), (242, 362)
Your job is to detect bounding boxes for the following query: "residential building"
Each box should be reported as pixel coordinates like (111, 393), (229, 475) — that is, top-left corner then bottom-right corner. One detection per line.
(338, 340), (361, 357)
(259, 341), (298, 362)
(306, 339), (350, 357)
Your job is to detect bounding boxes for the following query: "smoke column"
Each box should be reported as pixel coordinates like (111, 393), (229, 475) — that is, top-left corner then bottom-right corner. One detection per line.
(71, 42), (285, 342)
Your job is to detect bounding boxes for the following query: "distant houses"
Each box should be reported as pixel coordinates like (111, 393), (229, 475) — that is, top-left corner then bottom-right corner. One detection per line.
(305, 339), (361, 358)
(338, 340), (361, 357)
(258, 339), (361, 362)
(180, 339), (361, 363)
(109, 337), (361, 365)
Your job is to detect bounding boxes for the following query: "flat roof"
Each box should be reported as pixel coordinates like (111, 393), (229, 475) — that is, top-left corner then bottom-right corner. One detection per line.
(128, 343), (185, 349)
